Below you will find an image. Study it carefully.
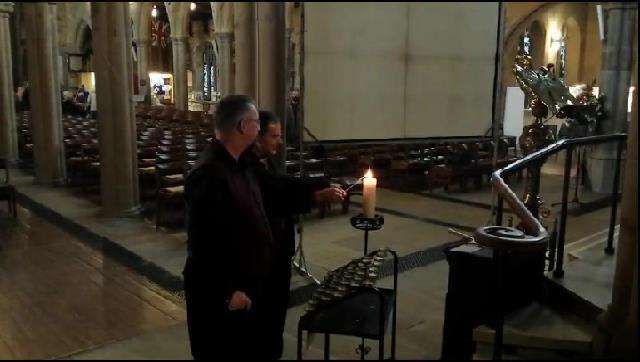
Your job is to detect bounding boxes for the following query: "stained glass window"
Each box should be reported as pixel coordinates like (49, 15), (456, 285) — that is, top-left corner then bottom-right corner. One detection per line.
(202, 43), (216, 101)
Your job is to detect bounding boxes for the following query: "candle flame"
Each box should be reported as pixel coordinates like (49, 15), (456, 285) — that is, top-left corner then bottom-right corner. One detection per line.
(365, 169), (373, 178)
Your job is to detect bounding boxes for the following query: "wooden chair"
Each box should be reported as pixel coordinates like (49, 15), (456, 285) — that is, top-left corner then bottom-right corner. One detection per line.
(155, 159), (186, 230)
(0, 159), (17, 218)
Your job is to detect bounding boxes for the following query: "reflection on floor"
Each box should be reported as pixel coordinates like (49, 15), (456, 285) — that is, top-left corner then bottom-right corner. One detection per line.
(1, 160), (620, 359)
(0, 206), (185, 360)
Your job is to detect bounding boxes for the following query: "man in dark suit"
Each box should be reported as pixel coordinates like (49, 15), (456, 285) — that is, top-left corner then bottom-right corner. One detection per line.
(183, 95), (345, 359)
(253, 110), (333, 359)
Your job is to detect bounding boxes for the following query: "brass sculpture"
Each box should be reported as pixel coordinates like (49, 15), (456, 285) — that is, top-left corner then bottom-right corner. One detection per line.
(513, 35), (603, 218)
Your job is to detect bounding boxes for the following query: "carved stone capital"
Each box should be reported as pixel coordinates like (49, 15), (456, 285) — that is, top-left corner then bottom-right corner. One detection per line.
(0, 2), (14, 16)
(170, 36), (188, 44)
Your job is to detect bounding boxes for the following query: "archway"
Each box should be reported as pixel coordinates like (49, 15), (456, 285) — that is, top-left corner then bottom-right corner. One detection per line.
(66, 21), (94, 91)
(77, 24), (92, 71)
(529, 20), (546, 69)
(563, 17), (582, 85)
(146, 2), (174, 105)
(188, 2), (216, 104)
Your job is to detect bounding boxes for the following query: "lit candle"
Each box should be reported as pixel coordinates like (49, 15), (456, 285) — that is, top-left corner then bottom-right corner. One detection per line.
(362, 168), (377, 218)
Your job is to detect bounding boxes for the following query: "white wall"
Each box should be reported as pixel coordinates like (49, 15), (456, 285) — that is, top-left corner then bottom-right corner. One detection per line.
(304, 2), (500, 140)
(503, 87), (525, 145)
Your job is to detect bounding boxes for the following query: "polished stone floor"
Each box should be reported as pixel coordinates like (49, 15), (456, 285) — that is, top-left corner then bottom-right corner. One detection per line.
(0, 161), (619, 359)
(0, 206), (185, 360)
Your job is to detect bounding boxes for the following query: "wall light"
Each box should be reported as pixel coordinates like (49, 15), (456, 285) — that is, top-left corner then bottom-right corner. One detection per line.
(190, 2), (196, 11)
(151, 5), (157, 18)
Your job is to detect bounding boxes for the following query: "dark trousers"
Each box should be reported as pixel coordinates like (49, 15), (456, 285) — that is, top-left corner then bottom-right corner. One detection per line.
(184, 262), (269, 360)
(264, 254), (293, 359)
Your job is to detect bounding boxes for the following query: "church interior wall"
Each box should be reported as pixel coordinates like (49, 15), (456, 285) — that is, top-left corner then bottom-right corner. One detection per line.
(503, 2), (603, 91)
(8, 2), (616, 138)
(303, 2), (499, 141)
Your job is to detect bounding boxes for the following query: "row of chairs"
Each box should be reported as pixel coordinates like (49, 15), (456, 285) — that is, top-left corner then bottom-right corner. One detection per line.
(284, 137), (519, 193)
(17, 107), (214, 229)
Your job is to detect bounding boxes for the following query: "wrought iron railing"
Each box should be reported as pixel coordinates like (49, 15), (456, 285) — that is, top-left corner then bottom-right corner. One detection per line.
(491, 133), (628, 277)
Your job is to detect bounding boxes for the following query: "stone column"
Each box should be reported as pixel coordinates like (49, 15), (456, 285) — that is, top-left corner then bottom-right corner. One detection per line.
(256, 2), (285, 115)
(594, 63), (638, 360)
(91, 2), (139, 216)
(0, 2), (18, 162)
(24, 3), (65, 184)
(9, 1), (22, 88)
(59, 48), (69, 88)
(171, 36), (188, 110)
(588, 2), (637, 193)
(233, 2), (256, 99)
(135, 38), (150, 101)
(256, 2), (286, 171)
(192, 40), (205, 100)
(215, 31), (234, 97)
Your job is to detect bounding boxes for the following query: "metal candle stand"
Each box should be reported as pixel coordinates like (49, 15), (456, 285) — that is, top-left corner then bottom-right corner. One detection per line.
(297, 214), (398, 360)
(350, 214), (385, 255)
(351, 214), (385, 358)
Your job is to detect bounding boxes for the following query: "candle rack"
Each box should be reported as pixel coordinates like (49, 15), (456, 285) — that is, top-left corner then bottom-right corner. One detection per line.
(297, 247), (398, 360)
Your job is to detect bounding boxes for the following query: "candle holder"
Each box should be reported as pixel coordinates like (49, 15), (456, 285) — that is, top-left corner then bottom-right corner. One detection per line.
(350, 214), (385, 255)
(297, 247), (398, 360)
(349, 213), (385, 359)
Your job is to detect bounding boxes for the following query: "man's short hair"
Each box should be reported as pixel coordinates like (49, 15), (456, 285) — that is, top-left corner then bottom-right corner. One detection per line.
(214, 95), (256, 132)
(258, 110), (280, 136)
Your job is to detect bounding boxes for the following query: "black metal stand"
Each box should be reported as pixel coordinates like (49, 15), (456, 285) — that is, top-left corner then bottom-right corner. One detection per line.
(350, 214), (385, 359)
(292, 221), (321, 285)
(297, 215), (397, 360)
(552, 146), (585, 209)
(350, 214), (385, 255)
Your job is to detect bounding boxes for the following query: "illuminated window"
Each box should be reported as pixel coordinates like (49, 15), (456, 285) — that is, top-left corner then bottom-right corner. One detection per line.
(202, 43), (216, 101)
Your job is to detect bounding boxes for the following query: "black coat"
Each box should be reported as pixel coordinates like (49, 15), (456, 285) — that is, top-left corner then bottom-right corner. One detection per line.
(184, 140), (322, 302)
(257, 156), (329, 359)
(183, 141), (328, 358)
(258, 156), (328, 263)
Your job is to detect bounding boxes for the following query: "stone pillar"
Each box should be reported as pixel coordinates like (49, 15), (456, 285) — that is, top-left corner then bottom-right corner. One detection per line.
(256, 2), (285, 116)
(171, 36), (188, 110)
(233, 2), (256, 99)
(192, 40), (205, 100)
(0, 2), (18, 162)
(594, 59), (638, 360)
(91, 2), (140, 216)
(135, 38), (150, 101)
(9, 1), (22, 88)
(256, 2), (286, 171)
(24, 3), (65, 184)
(588, 3), (636, 193)
(60, 49), (69, 87)
(215, 31), (234, 96)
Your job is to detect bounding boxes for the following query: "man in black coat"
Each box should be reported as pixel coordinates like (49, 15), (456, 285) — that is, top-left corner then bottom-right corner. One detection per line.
(183, 95), (345, 359)
(253, 110), (332, 359)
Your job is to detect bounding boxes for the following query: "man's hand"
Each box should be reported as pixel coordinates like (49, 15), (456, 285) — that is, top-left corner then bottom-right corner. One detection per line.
(314, 186), (346, 205)
(228, 290), (252, 311)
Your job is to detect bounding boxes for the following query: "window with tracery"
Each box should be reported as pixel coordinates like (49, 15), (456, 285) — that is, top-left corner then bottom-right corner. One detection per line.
(202, 43), (216, 101)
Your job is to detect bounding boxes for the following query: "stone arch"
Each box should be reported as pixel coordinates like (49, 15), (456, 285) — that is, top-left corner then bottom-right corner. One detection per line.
(168, 1), (190, 38)
(502, 5), (550, 89)
(137, 2), (155, 41)
(563, 16), (582, 84)
(504, 3), (555, 53)
(215, 2), (234, 34)
(73, 20), (92, 53)
(73, 20), (93, 72)
(529, 20), (546, 70)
